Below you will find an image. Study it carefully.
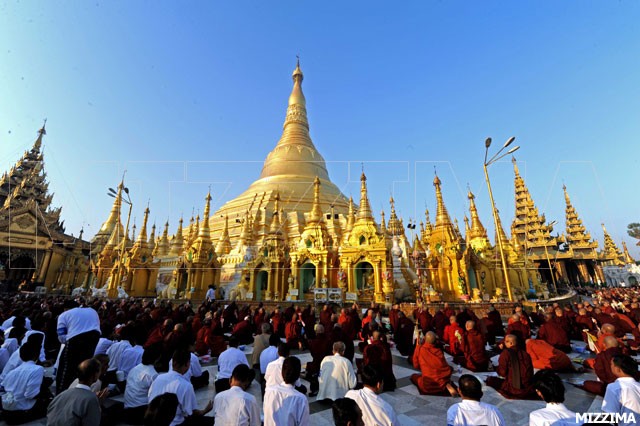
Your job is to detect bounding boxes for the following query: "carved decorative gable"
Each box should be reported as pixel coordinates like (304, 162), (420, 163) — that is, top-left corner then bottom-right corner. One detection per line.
(9, 213), (37, 234)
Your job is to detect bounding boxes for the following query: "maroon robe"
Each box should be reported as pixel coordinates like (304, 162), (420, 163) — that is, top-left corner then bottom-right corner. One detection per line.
(232, 319), (253, 345)
(487, 348), (536, 399)
(575, 314), (597, 342)
(582, 346), (623, 396)
(505, 321), (530, 346)
(433, 311), (447, 339)
(537, 321), (571, 352)
(443, 323), (465, 356)
(395, 316), (415, 356)
(416, 309), (433, 334)
(363, 339), (396, 391)
(389, 308), (400, 334)
(461, 329), (489, 372)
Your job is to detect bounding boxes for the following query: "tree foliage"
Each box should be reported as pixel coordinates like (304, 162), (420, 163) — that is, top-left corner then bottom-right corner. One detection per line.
(628, 223), (640, 244)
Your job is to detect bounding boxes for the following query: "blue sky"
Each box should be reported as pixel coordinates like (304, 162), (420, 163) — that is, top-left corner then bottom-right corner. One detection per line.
(1, 1), (639, 256)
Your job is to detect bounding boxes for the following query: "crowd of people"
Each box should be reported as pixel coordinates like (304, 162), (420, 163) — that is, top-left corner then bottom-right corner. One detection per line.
(0, 287), (637, 425)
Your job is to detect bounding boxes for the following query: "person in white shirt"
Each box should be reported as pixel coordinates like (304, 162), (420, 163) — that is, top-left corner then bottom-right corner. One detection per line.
(205, 285), (216, 302)
(55, 299), (101, 393)
(317, 341), (357, 401)
(213, 363), (260, 426)
(447, 374), (505, 426)
(1, 315), (32, 332)
(216, 336), (249, 393)
(94, 336), (114, 356)
(105, 326), (133, 386)
(1, 342), (50, 425)
(529, 370), (578, 426)
(123, 346), (161, 424)
(259, 333), (280, 395)
(148, 349), (214, 426)
(602, 354), (640, 426)
(332, 397), (364, 426)
(264, 356), (309, 426)
(118, 331), (145, 380)
(345, 365), (399, 426)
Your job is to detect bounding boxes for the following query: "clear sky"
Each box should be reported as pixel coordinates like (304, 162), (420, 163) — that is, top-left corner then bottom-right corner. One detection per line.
(1, 1), (639, 257)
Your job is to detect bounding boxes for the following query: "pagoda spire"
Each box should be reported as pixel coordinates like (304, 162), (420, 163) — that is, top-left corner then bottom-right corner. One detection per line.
(308, 176), (323, 223)
(136, 206), (150, 244)
(346, 196), (356, 232)
(357, 172), (374, 221)
(421, 208), (433, 243)
(467, 189), (487, 239)
(433, 174), (452, 228)
(563, 185), (596, 250)
(387, 196), (404, 236)
(494, 207), (513, 256)
(198, 191), (212, 238)
(601, 223), (624, 265)
(169, 217), (184, 255)
(148, 223), (156, 252)
(269, 192), (282, 234)
(216, 215), (232, 255)
(156, 221), (170, 256)
(93, 181), (125, 252)
(622, 241), (636, 264)
(380, 210), (387, 236)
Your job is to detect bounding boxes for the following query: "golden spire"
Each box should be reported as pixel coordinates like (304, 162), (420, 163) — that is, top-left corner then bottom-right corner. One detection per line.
(467, 189), (487, 239)
(269, 192), (282, 234)
(34, 119), (46, 152)
(387, 196), (404, 236)
(380, 210), (387, 235)
(156, 221), (170, 256)
(170, 217), (184, 255)
(288, 57), (306, 109)
(433, 174), (452, 227)
(357, 172), (374, 221)
(563, 184), (596, 250)
(346, 196), (356, 232)
(622, 241), (636, 264)
(136, 206), (150, 244)
(601, 223), (624, 265)
(198, 191), (212, 238)
(148, 223), (156, 252)
(494, 207), (513, 256)
(93, 181), (125, 248)
(422, 208), (433, 242)
(216, 215), (232, 255)
(464, 215), (471, 237)
(308, 176), (323, 223)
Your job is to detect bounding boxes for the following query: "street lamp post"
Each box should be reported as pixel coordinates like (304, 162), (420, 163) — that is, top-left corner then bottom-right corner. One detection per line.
(107, 183), (132, 298)
(544, 220), (559, 295)
(483, 137), (520, 302)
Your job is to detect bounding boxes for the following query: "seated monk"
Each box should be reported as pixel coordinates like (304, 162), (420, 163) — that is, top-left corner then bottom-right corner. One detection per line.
(505, 314), (530, 347)
(285, 313), (305, 350)
(232, 315), (254, 345)
(575, 308), (597, 343)
(443, 316), (464, 356)
(459, 320), (489, 372)
(584, 323), (617, 369)
(363, 330), (397, 391)
(394, 312), (415, 357)
(486, 334), (536, 400)
(410, 331), (457, 396)
(537, 313), (571, 353)
(525, 339), (580, 372)
(580, 336), (623, 396)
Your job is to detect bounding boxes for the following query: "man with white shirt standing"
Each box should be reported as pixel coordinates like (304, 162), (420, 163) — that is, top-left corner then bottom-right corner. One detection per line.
(205, 285), (215, 303)
(213, 364), (260, 426)
(447, 375), (505, 426)
(345, 365), (399, 426)
(216, 337), (249, 393)
(148, 349), (214, 426)
(529, 370), (577, 426)
(55, 299), (101, 393)
(1, 342), (50, 425)
(123, 346), (161, 424)
(264, 356), (309, 426)
(317, 341), (357, 401)
(602, 355), (640, 426)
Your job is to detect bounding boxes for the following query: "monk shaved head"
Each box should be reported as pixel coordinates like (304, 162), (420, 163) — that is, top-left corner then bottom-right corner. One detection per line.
(579, 309), (587, 315)
(511, 314), (520, 322)
(602, 323), (616, 334)
(504, 334), (518, 348)
(544, 313), (554, 322)
(465, 321), (475, 330)
(371, 330), (381, 341)
(450, 316), (457, 324)
(604, 335), (619, 349)
(425, 331), (437, 344)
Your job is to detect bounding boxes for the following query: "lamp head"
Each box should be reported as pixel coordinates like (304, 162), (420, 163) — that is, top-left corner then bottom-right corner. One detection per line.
(485, 137), (492, 148)
(108, 187), (117, 195)
(503, 136), (516, 148)
(507, 145), (520, 154)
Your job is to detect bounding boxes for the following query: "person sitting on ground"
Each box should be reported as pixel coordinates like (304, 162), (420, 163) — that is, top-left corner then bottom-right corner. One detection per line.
(215, 336), (250, 394)
(264, 342), (305, 393)
(1, 342), (50, 425)
(331, 397), (364, 426)
(486, 334), (536, 400)
(581, 335), (623, 396)
(147, 349), (213, 426)
(250, 323), (271, 369)
(443, 316), (464, 356)
(143, 393), (179, 426)
(410, 331), (457, 396)
(263, 356), (309, 426)
(317, 341), (357, 401)
(459, 320), (489, 372)
(259, 333), (280, 394)
(537, 313), (572, 353)
(362, 329), (396, 391)
(345, 365), (399, 426)
(183, 340), (210, 390)
(529, 370), (577, 426)
(525, 338), (581, 372)
(123, 346), (161, 425)
(505, 314), (531, 347)
(47, 357), (108, 426)
(447, 374), (505, 426)
(213, 364), (260, 426)
(602, 355), (640, 426)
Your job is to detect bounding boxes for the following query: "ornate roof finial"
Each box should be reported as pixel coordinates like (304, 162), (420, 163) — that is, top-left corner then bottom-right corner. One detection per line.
(357, 171), (374, 220)
(467, 188), (487, 239)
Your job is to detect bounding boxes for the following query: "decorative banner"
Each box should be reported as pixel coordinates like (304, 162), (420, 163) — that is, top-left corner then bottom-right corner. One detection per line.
(328, 288), (343, 303)
(314, 288), (328, 303)
(345, 292), (358, 302)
